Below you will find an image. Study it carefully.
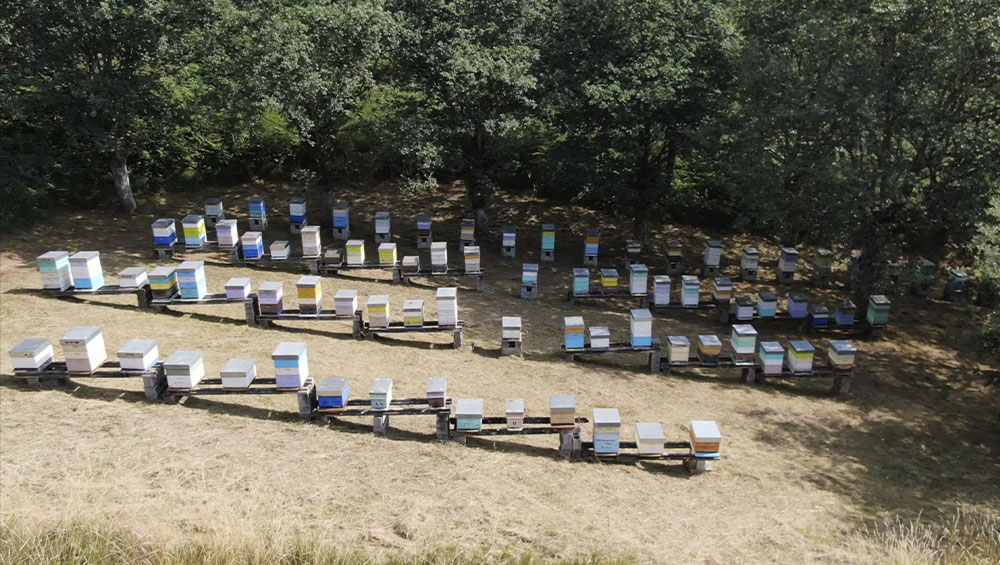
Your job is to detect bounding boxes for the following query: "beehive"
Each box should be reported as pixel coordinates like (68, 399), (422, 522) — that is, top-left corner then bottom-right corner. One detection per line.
(248, 196), (266, 220)
(378, 242), (398, 265)
(502, 225), (517, 254)
(635, 422), (665, 456)
(374, 211), (391, 236)
(564, 316), (585, 350)
(117, 339), (159, 372)
(653, 275), (671, 306)
(269, 240), (290, 260)
(741, 247), (760, 273)
(585, 326), (608, 350)
(181, 215), (207, 247)
(757, 290), (778, 318)
(289, 196), (307, 224)
(549, 394), (576, 426)
(272, 342), (308, 389)
(151, 218), (177, 247)
(163, 350), (204, 389)
(584, 228), (600, 263)
(367, 294), (390, 329)
(402, 255), (420, 273)
(809, 303), (830, 328)
(335, 289), (358, 317)
(505, 398), (525, 430)
(318, 377), (350, 409)
(436, 287), (458, 327)
(757, 341), (784, 375)
(785, 340), (816, 373)
(600, 268), (619, 293)
(426, 377), (446, 408)
(149, 267), (178, 300)
(204, 197), (223, 220)
(666, 240), (684, 274)
(69, 251), (104, 290)
(730, 324), (757, 364)
(778, 246), (799, 278)
(689, 420), (722, 455)
(681, 275), (700, 308)
(225, 277), (251, 301)
(258, 281), (284, 315)
(216, 219), (239, 248)
(117, 267), (148, 289)
(814, 249), (834, 277)
(572, 268), (590, 296)
(625, 240), (642, 263)
(502, 317), (522, 340)
(541, 223), (556, 260)
(787, 292), (809, 318)
(403, 299), (424, 328)
(37, 251), (73, 291)
(345, 239), (366, 265)
(332, 202), (350, 237)
(460, 218), (475, 243)
(711, 276), (733, 302)
(431, 242), (448, 272)
(734, 296), (754, 321)
(220, 358), (257, 390)
(416, 214), (433, 247)
(593, 408), (621, 456)
(667, 335), (690, 364)
(176, 261), (207, 300)
(630, 308), (653, 347)
(629, 264), (648, 295)
(456, 399), (484, 431)
(9, 338), (55, 371)
(463, 245), (481, 273)
(301, 225), (322, 257)
(61, 326), (106, 373)
(240, 231), (264, 260)
(370, 378), (393, 410)
(828, 340), (858, 370)
(697, 334), (723, 364)
(296, 275), (323, 316)
(834, 299), (856, 326)
(703, 240), (723, 267)
(867, 295), (891, 325)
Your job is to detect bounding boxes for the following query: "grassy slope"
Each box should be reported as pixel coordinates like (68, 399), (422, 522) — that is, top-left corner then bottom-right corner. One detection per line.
(0, 180), (997, 563)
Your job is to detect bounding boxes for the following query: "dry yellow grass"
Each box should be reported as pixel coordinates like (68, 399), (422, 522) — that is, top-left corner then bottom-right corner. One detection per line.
(1, 181), (998, 563)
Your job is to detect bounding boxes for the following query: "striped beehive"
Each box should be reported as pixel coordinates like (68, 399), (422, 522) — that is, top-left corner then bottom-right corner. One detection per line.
(332, 202), (350, 238)
(630, 308), (653, 347)
(335, 289), (358, 317)
(502, 317), (522, 341)
(403, 299), (424, 328)
(37, 251), (73, 291)
(463, 245), (481, 273)
(653, 275), (671, 306)
(216, 219), (239, 248)
(370, 378), (393, 410)
(269, 240), (290, 260)
(703, 240), (723, 268)
(734, 296), (754, 321)
(834, 299), (856, 326)
(220, 358), (257, 390)
(345, 239), (365, 265)
(204, 197), (223, 221)
(629, 264), (648, 295)
(625, 240), (642, 263)
(757, 341), (784, 375)
(809, 303), (830, 328)
(258, 281), (284, 315)
(289, 196), (307, 225)
(301, 225), (322, 258)
(460, 218), (475, 244)
(416, 214), (432, 247)
(431, 242), (448, 272)
(69, 251), (104, 290)
(456, 399), (484, 431)
(757, 290), (778, 318)
(182, 215), (207, 247)
(828, 340), (858, 370)
(501, 225), (516, 256)
(593, 408), (621, 456)
(225, 277), (251, 300)
(426, 377), (446, 408)
(564, 316), (585, 350)
(741, 247), (760, 281)
(240, 231), (264, 260)
(9, 338), (55, 371)
(787, 292), (809, 318)
(711, 276), (733, 302)
(151, 218), (177, 247)
(867, 295), (891, 325)
(318, 377), (350, 409)
(689, 420), (722, 455)
(149, 266), (178, 300)
(437, 287), (459, 327)
(730, 324), (757, 364)
(378, 242), (397, 265)
(549, 394), (576, 426)
(163, 350), (204, 389)
(600, 268), (619, 294)
(814, 249), (834, 283)
(296, 275), (323, 316)
(636, 422), (665, 456)
(667, 335), (690, 365)
(589, 326), (610, 350)
(572, 268), (590, 296)
(248, 196), (266, 220)
(681, 275), (700, 308)
(785, 340), (815, 373)
(505, 398), (525, 430)
(541, 223), (556, 260)
(272, 342), (308, 389)
(778, 246), (799, 281)
(374, 212), (391, 239)
(583, 228), (600, 264)
(521, 263), (539, 298)
(176, 260), (207, 300)
(697, 334), (722, 364)
(367, 294), (390, 328)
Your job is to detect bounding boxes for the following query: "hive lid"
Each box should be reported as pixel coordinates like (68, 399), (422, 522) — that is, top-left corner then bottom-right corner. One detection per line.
(630, 263), (648, 273)
(667, 240), (683, 249)
(375, 211), (390, 219)
(461, 218), (475, 226)
(9, 338), (52, 355)
(690, 420), (721, 440)
(950, 268), (968, 278)
(62, 326), (102, 342)
(698, 334), (722, 347)
(297, 275), (322, 287)
(151, 218), (175, 229)
(506, 398), (525, 414)
(586, 227), (600, 236)
(226, 277), (251, 288)
(869, 294), (891, 306)
(918, 258), (936, 268)
(789, 292), (809, 302)
(818, 248), (833, 257)
(149, 266), (176, 278)
(705, 239), (722, 249)
(630, 308), (652, 321)
(549, 394), (576, 411)
(272, 342), (307, 357)
(38, 250), (70, 261)
(164, 350), (202, 367)
(463, 245), (480, 254)
(301, 225), (319, 234)
(118, 339), (157, 356)
(653, 275), (671, 284)
(118, 267), (146, 277)
(593, 408), (621, 426)
(334, 202), (350, 210)
(417, 213), (431, 222)
(573, 268), (589, 277)
(735, 296), (753, 306)
(456, 398), (484, 415)
(760, 341), (784, 354)
(839, 298), (857, 309)
(589, 326), (610, 338)
(290, 196), (306, 204)
(732, 324), (757, 337)
(367, 294), (389, 306)
(542, 223), (555, 231)
(221, 358), (256, 374)
(713, 276), (732, 288)
(378, 242), (397, 251)
(564, 316), (584, 328)
(758, 290), (778, 301)
(249, 196), (264, 204)
(346, 239), (364, 247)
(270, 240), (289, 248)
(242, 230), (263, 240)
(502, 317), (522, 329)
(668, 335), (690, 347)
(601, 268), (619, 277)
(809, 303), (830, 314)
(318, 377), (349, 393)
(259, 281), (283, 292)
(626, 240), (641, 250)
(742, 246), (759, 256)
(403, 299), (424, 310)
(502, 225), (516, 234)
(635, 422), (665, 440)
(70, 251), (100, 261)
(182, 214), (203, 224)
(402, 256), (419, 266)
(789, 340), (815, 353)
(370, 378), (392, 394)
(682, 275), (699, 285)
(431, 241), (447, 250)
(177, 260), (205, 271)
(426, 377), (447, 394)
(780, 246), (798, 255)
(829, 340), (857, 355)
(217, 219), (237, 228)
(437, 287), (457, 298)
(522, 263), (539, 272)
(335, 289), (358, 299)
(205, 197), (221, 205)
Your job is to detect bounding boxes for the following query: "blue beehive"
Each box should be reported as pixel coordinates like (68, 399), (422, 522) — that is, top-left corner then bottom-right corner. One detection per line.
(317, 377), (350, 408)
(456, 398), (484, 431)
(809, 303), (830, 327)
(176, 261), (207, 300)
(834, 299), (856, 326)
(564, 316), (585, 350)
(757, 290), (778, 318)
(787, 292), (809, 318)
(572, 268), (590, 295)
(249, 196), (266, 219)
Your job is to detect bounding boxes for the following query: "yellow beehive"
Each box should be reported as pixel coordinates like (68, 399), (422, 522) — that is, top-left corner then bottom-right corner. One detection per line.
(378, 243), (397, 265)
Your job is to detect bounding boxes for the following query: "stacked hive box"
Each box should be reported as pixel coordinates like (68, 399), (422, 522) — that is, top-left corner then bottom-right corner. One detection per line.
(505, 398), (525, 430)
(9, 338), (55, 371)
(730, 324), (757, 364)
(426, 378), (446, 408)
(502, 317), (522, 341)
(120, 266), (150, 288)
(913, 259), (937, 295)
(867, 295), (891, 326)
(666, 240), (683, 275)
(636, 422), (665, 456)
(947, 269), (970, 301)
(785, 340), (815, 373)
(630, 308), (653, 347)
(583, 228), (600, 265)
(456, 399), (484, 431)
(593, 408), (621, 456)
(270, 240), (290, 260)
(541, 223), (556, 261)
(787, 292), (809, 318)
(369, 379), (393, 410)
(164, 351), (204, 389)
(258, 281), (284, 315)
(118, 339), (160, 372)
(367, 295), (390, 328)
(216, 219), (239, 248)
(814, 249), (834, 284)
(757, 341), (784, 375)
(403, 299), (424, 328)
(757, 290), (778, 318)
(176, 261), (208, 300)
(697, 334), (722, 364)
(437, 287), (458, 326)
(521, 263), (539, 298)
(834, 299), (856, 326)
(69, 251), (104, 290)
(589, 326), (610, 350)
(378, 242), (397, 265)
(220, 359), (257, 390)
(204, 198), (223, 227)
(402, 255), (420, 274)
(182, 215), (207, 247)
(703, 240), (723, 276)
(667, 335), (690, 365)
(681, 275), (700, 307)
(625, 240), (642, 264)
(549, 395), (576, 426)
(460, 219), (475, 247)
(734, 296), (754, 321)
(501, 225), (516, 257)
(152, 218), (177, 247)
(346, 239), (365, 265)
(690, 420), (722, 456)
(318, 377), (350, 409)
(564, 316), (585, 350)
(296, 275), (322, 315)
(332, 202), (350, 239)
(778, 247), (799, 282)
(322, 249), (342, 269)
(809, 304), (830, 328)
(711, 277), (732, 303)
(301, 226), (322, 257)
(149, 267), (179, 299)
(464, 246), (481, 273)
(37, 251), (73, 291)
(600, 268), (619, 294)
(629, 264), (648, 295)
(741, 247), (760, 281)
(225, 277), (251, 300)
(828, 340), (858, 370)
(653, 275), (671, 306)
(241, 231), (264, 260)
(416, 214), (432, 248)
(272, 342), (308, 389)
(248, 196), (267, 230)
(431, 242), (448, 272)
(573, 268), (590, 296)
(289, 196), (307, 226)
(335, 289), (358, 317)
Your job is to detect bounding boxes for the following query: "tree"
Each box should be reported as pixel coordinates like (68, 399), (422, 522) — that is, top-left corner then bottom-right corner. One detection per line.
(541, 0), (732, 242)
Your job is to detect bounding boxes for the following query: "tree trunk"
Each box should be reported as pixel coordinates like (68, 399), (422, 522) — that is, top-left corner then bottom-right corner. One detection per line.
(631, 136), (678, 243)
(467, 169), (492, 236)
(111, 153), (137, 214)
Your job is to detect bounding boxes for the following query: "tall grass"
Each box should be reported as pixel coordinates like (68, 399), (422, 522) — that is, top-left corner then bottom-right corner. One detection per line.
(851, 506), (1000, 565)
(0, 519), (634, 565)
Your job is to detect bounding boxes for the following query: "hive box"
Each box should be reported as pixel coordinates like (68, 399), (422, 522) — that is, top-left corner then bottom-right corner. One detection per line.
(248, 196), (266, 219)
(814, 249), (834, 283)
(630, 308), (653, 348)
(593, 408), (621, 456)
(149, 266), (179, 300)
(416, 214), (433, 248)
(625, 240), (642, 264)
(703, 240), (723, 267)
(589, 326), (610, 350)
(711, 276), (733, 302)
(345, 239), (366, 266)
(374, 211), (391, 239)
(430, 242), (448, 272)
(540, 224), (556, 261)
(176, 260), (207, 300)
(151, 218), (177, 247)
(204, 197), (223, 222)
(289, 196), (307, 225)
(69, 251), (104, 290)
(61, 326), (106, 373)
(456, 398), (484, 431)
(785, 340), (815, 373)
(269, 240), (290, 260)
(378, 242), (397, 265)
(460, 218), (475, 244)
(730, 324), (757, 364)
(37, 251), (73, 291)
(502, 317), (522, 340)
(182, 215), (207, 247)
(225, 277), (251, 301)
(506, 398), (525, 430)
(296, 275), (323, 316)
(741, 247), (760, 281)
(437, 287), (458, 327)
(867, 295), (891, 326)
(521, 263), (538, 298)
(240, 231), (264, 260)
(301, 225), (322, 258)
(335, 289), (358, 317)
(117, 339), (159, 372)
(220, 358), (257, 390)
(369, 378), (393, 410)
(809, 303), (830, 328)
(667, 335), (691, 365)
(367, 294), (390, 329)
(549, 394), (576, 426)
(787, 292), (809, 318)
(332, 202), (350, 237)
(778, 247), (799, 281)
(573, 268), (590, 296)
(8, 338), (54, 371)
(502, 225), (516, 256)
(681, 275), (700, 308)
(583, 228), (600, 264)
(564, 316), (585, 350)
(636, 422), (665, 456)
(757, 290), (778, 318)
(834, 299), (857, 327)
(318, 377), (350, 408)
(272, 342), (308, 389)
(402, 255), (420, 274)
(426, 377), (446, 408)
(216, 219), (239, 248)
(653, 275), (671, 306)
(403, 299), (424, 328)
(629, 264), (648, 295)
(734, 296), (754, 321)
(666, 240), (683, 274)
(163, 350), (205, 389)
(757, 341), (784, 375)
(690, 420), (722, 455)
(828, 340), (858, 370)
(258, 281), (284, 315)
(117, 267), (148, 289)
(463, 245), (481, 273)
(697, 334), (722, 364)
(600, 268), (619, 294)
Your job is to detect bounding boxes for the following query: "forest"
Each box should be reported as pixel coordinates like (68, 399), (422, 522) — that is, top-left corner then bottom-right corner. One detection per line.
(3, 0), (999, 305)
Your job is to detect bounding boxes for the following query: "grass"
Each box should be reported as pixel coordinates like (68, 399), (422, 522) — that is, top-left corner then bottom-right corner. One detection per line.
(849, 507), (1000, 565)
